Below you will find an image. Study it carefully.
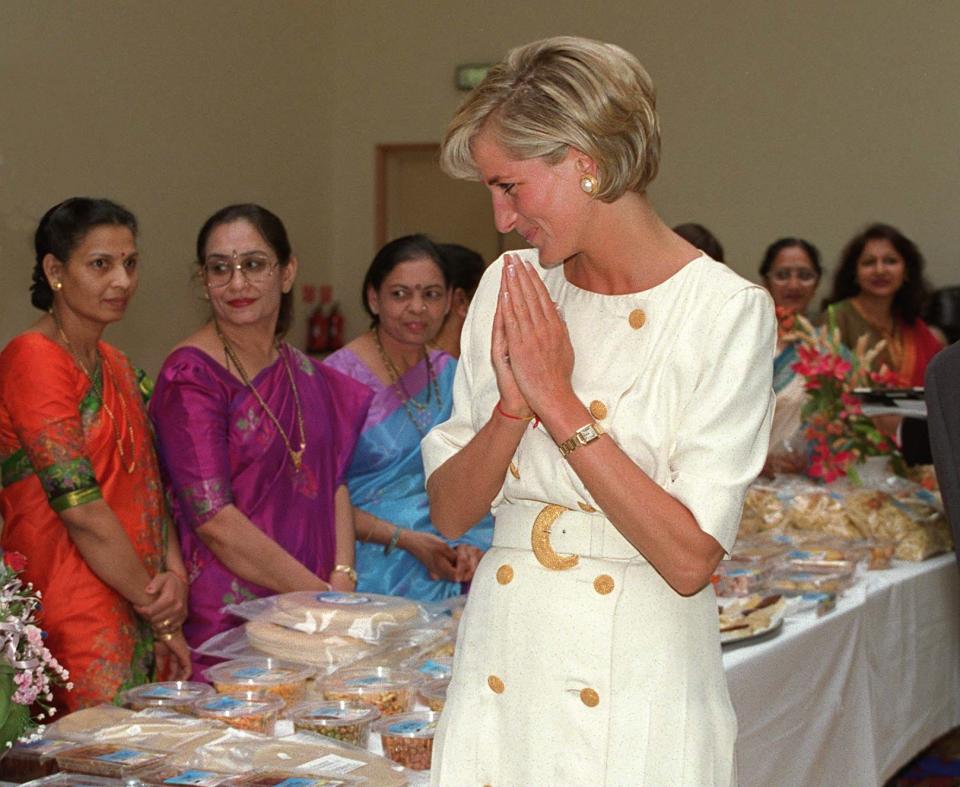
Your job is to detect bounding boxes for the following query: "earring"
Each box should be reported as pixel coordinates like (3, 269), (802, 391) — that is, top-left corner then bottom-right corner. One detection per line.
(53, 281), (62, 290)
(580, 175), (598, 196)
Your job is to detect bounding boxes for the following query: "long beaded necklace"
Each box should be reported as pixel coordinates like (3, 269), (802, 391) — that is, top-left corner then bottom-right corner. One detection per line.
(372, 327), (441, 435)
(51, 309), (137, 474)
(215, 322), (307, 472)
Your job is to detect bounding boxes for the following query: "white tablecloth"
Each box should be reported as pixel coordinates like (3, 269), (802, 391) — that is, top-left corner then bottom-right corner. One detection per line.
(725, 554), (960, 787)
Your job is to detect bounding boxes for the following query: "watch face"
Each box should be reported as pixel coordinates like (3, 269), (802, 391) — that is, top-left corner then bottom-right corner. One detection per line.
(579, 424), (600, 442)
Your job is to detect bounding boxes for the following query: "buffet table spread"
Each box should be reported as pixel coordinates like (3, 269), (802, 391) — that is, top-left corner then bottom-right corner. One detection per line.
(726, 553), (960, 787)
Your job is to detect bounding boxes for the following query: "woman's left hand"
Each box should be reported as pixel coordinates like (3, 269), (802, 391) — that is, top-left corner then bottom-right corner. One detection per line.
(154, 630), (192, 681)
(500, 257), (576, 415)
(135, 571), (188, 629)
(452, 544), (484, 583)
(329, 571), (356, 592)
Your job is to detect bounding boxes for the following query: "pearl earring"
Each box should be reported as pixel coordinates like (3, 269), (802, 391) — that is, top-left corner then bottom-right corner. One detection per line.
(580, 175), (598, 195)
(53, 281), (63, 290)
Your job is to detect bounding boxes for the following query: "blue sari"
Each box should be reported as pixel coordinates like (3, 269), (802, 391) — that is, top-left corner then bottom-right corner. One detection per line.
(323, 347), (493, 601)
(773, 342), (799, 394)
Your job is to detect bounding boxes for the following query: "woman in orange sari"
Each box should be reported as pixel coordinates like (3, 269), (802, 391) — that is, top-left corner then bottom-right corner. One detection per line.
(822, 223), (943, 386)
(0, 198), (190, 712)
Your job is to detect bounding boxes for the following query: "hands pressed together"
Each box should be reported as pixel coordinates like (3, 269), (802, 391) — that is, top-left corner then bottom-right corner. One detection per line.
(492, 254), (576, 420)
(135, 570), (191, 680)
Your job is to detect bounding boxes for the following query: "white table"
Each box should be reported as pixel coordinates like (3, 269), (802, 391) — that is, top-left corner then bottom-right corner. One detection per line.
(725, 554), (960, 787)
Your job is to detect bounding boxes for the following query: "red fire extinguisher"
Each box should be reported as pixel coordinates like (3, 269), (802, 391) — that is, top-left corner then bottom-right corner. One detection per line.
(307, 303), (328, 354)
(327, 302), (344, 351)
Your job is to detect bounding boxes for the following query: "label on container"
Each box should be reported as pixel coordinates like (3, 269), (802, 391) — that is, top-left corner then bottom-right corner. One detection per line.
(233, 666), (271, 679)
(725, 567), (760, 577)
(315, 592), (370, 606)
(305, 706), (367, 721)
(274, 779), (342, 787)
(297, 753), (365, 775)
(140, 685), (181, 698)
(199, 696), (267, 713)
(344, 675), (388, 688)
(387, 718), (437, 735)
(95, 748), (156, 764)
(163, 770), (226, 786)
(418, 659), (451, 677)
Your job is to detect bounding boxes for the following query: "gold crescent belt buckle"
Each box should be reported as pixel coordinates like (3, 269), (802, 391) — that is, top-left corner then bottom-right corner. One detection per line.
(531, 504), (579, 570)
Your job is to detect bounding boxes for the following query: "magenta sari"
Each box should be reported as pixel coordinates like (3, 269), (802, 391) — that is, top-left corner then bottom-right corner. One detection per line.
(149, 345), (370, 673)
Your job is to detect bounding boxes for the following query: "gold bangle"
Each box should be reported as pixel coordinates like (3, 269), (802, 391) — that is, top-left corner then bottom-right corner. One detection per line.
(332, 564), (358, 583)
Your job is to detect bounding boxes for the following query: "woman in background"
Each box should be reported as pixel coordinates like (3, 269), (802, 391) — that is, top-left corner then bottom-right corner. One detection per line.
(760, 237), (822, 473)
(822, 223), (942, 386)
(324, 234), (493, 601)
(150, 204), (370, 672)
(0, 197), (190, 711)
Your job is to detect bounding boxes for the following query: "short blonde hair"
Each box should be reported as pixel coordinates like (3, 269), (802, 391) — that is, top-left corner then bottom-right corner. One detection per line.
(441, 36), (661, 201)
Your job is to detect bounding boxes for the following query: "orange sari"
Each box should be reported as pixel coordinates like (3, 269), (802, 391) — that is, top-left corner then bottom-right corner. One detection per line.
(0, 333), (166, 712)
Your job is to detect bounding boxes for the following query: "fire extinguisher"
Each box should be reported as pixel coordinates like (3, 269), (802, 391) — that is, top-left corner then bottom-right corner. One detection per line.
(327, 302), (344, 351)
(307, 303), (329, 354)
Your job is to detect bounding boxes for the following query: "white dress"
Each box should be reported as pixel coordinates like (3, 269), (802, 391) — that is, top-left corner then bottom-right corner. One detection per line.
(422, 251), (776, 787)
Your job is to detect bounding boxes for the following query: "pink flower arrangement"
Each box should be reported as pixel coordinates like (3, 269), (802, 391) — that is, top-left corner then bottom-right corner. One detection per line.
(0, 550), (71, 745)
(783, 312), (902, 483)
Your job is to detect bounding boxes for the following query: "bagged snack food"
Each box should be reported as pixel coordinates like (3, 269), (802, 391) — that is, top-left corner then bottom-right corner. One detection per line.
(374, 711), (440, 771)
(129, 765), (235, 786)
(68, 707), (228, 753)
(287, 700), (380, 747)
(713, 562), (770, 597)
(19, 775), (125, 786)
(768, 567), (855, 596)
(244, 620), (383, 675)
(225, 592), (422, 642)
(785, 486), (864, 539)
(54, 744), (165, 778)
(739, 485), (789, 535)
(204, 658), (315, 704)
(225, 772), (359, 786)
(125, 681), (216, 713)
(45, 705), (136, 740)
(0, 738), (77, 782)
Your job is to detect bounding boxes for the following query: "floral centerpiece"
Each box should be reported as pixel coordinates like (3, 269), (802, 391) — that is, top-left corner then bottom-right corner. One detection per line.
(779, 308), (903, 483)
(0, 549), (71, 748)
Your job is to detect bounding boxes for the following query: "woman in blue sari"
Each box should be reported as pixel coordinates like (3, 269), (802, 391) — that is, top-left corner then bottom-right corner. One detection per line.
(324, 235), (493, 601)
(760, 237), (822, 474)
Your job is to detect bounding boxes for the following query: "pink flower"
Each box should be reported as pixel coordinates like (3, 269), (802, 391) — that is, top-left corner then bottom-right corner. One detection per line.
(3, 551), (27, 572)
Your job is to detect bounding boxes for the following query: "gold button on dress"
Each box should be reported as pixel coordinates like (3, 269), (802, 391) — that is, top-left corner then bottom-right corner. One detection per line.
(496, 565), (514, 585)
(628, 308), (647, 329)
(589, 399), (607, 420)
(593, 574), (615, 595)
(488, 675), (505, 694)
(580, 688), (600, 707)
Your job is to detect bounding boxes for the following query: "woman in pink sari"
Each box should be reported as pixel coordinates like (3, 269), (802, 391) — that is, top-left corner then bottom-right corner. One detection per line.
(149, 205), (370, 672)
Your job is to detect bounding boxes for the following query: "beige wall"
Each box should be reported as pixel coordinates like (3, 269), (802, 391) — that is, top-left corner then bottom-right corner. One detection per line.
(2, 1), (958, 375)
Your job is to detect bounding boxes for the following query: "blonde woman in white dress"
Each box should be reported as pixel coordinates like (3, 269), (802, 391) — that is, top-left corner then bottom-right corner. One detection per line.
(422, 36), (776, 786)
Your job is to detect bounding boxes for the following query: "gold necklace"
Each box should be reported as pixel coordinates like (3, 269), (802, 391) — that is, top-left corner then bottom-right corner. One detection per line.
(216, 323), (307, 472)
(371, 327), (441, 434)
(51, 310), (137, 474)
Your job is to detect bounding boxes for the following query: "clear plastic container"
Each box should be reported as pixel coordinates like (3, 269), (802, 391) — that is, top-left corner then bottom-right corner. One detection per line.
(419, 678), (449, 712)
(0, 738), (77, 782)
(192, 691), (285, 735)
(768, 568), (856, 596)
(321, 667), (419, 716)
(124, 681), (216, 714)
(714, 562), (770, 597)
(288, 700), (380, 747)
(204, 658), (315, 705)
(374, 711), (440, 771)
(414, 656), (452, 680)
(53, 744), (165, 778)
(18, 774), (127, 786)
(225, 772), (359, 786)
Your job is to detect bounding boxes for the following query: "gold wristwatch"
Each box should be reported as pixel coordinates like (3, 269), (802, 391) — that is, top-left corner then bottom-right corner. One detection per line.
(558, 421), (605, 457)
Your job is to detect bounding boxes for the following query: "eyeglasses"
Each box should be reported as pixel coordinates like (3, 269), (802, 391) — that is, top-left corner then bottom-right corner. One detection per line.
(769, 268), (818, 283)
(202, 253), (278, 288)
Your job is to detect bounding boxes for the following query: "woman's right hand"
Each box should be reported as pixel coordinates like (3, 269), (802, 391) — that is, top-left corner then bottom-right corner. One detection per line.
(155, 630), (192, 681)
(492, 256), (534, 418)
(402, 530), (459, 582)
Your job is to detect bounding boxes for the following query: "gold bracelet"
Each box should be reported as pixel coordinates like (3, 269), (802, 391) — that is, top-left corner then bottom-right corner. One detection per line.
(154, 630), (175, 642)
(332, 564), (358, 583)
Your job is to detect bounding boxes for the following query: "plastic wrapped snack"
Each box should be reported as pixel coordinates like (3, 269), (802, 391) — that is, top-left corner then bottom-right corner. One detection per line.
(781, 547), (857, 574)
(785, 486), (864, 539)
(768, 567), (855, 596)
(243, 620), (383, 675)
(714, 562), (770, 597)
(54, 744), (165, 778)
(374, 711), (439, 771)
(71, 708), (228, 753)
(288, 700), (380, 747)
(130, 764), (236, 786)
(205, 658), (315, 704)
(45, 705), (136, 740)
(0, 738), (77, 782)
(225, 772), (360, 786)
(225, 592), (422, 642)
(125, 681), (216, 713)
(419, 679), (449, 712)
(19, 775), (127, 786)
(739, 485), (789, 535)
(193, 692), (285, 735)
(321, 667), (420, 716)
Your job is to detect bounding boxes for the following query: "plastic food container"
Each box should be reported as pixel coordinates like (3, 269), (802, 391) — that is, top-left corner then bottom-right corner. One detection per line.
(204, 658), (314, 705)
(415, 656), (452, 680)
(419, 678), (448, 712)
(54, 744), (166, 778)
(768, 568), (855, 596)
(714, 562), (769, 597)
(16, 775), (127, 786)
(131, 765), (235, 786)
(288, 700), (380, 747)
(226, 772), (358, 786)
(193, 691), (285, 735)
(0, 738), (77, 782)
(322, 667), (419, 716)
(124, 681), (216, 713)
(375, 711), (440, 771)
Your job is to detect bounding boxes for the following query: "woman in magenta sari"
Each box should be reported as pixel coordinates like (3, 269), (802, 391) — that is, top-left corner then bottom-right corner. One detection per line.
(150, 205), (370, 672)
